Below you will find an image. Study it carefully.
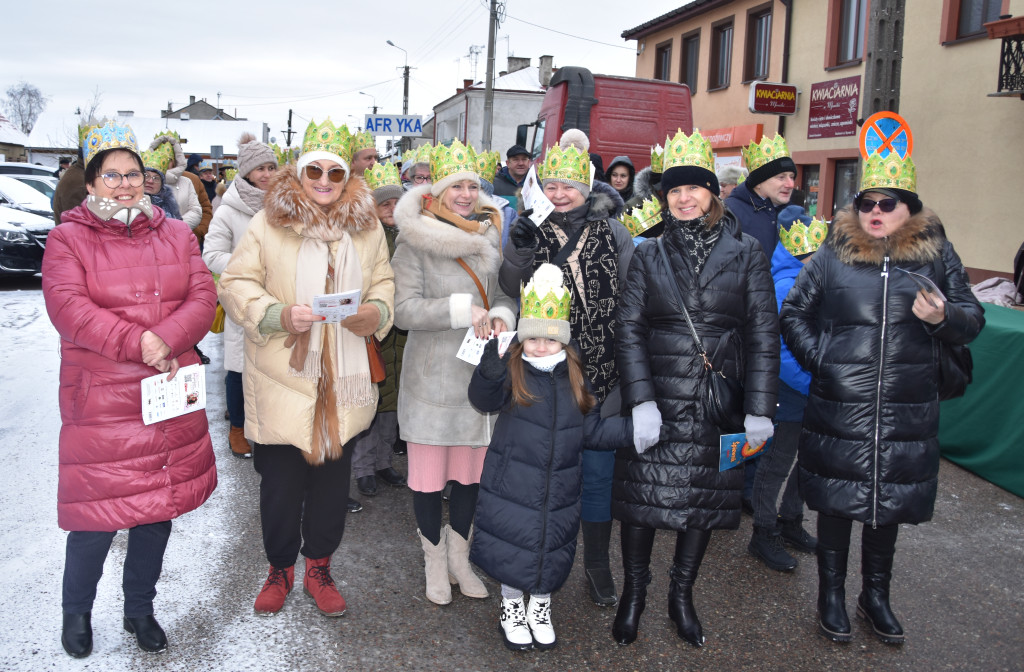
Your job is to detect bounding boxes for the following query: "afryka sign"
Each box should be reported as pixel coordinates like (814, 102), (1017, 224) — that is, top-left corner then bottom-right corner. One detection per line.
(748, 81), (798, 116)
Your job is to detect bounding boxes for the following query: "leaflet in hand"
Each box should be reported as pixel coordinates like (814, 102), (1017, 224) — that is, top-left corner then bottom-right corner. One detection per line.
(719, 432), (772, 471)
(141, 364), (207, 426)
(520, 165), (554, 225)
(312, 289), (361, 323)
(456, 330), (517, 366)
(894, 267), (945, 307)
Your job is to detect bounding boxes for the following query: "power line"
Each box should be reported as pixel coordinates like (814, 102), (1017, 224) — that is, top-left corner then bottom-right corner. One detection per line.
(504, 13), (634, 50)
(218, 78), (401, 107)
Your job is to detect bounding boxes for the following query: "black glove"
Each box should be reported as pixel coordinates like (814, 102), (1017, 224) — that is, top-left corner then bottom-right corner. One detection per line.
(477, 338), (507, 380)
(510, 210), (539, 251)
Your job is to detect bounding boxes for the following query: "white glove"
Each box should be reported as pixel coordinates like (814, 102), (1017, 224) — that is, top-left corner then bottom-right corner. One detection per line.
(744, 415), (774, 448)
(631, 401), (663, 454)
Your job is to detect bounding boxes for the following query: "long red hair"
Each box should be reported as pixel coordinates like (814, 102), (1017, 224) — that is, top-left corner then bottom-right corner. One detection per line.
(506, 342), (595, 415)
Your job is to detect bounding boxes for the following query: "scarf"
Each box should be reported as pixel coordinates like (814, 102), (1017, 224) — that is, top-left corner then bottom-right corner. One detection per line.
(667, 212), (720, 277)
(148, 186), (181, 220)
(422, 193), (499, 237)
(523, 350), (567, 372)
(86, 194), (153, 227)
(234, 177), (266, 214)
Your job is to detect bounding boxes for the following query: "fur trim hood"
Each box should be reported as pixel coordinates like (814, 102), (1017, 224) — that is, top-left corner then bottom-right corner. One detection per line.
(393, 183), (503, 274)
(632, 166), (658, 202)
(829, 205), (945, 266)
(263, 169), (378, 237)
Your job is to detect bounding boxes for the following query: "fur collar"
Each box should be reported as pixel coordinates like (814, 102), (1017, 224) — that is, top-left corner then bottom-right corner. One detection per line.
(393, 183), (503, 274)
(632, 167), (657, 202)
(829, 205), (945, 266)
(263, 168), (378, 237)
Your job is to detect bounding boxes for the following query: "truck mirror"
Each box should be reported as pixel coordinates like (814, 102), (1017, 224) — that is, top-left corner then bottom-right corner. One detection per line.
(516, 125), (527, 147)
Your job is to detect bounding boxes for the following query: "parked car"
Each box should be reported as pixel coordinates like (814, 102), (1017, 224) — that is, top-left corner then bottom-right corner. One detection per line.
(7, 174), (59, 201)
(0, 175), (54, 219)
(0, 161), (56, 176)
(0, 204), (53, 275)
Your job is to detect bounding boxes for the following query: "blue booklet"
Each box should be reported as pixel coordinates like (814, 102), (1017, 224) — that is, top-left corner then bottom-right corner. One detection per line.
(719, 432), (772, 471)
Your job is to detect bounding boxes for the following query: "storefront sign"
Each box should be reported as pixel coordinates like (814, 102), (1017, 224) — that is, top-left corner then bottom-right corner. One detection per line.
(807, 76), (860, 139)
(748, 82), (798, 115)
(701, 124), (764, 149)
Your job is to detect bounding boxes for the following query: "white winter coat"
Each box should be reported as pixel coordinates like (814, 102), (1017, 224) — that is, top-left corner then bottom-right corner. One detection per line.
(165, 166), (203, 229)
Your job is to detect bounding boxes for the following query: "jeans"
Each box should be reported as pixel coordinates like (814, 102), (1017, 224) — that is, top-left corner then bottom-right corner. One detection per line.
(225, 370), (244, 428)
(751, 421), (805, 528)
(581, 448), (614, 523)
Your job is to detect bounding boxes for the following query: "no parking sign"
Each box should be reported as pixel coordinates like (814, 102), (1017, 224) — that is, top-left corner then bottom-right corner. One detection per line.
(859, 111), (913, 160)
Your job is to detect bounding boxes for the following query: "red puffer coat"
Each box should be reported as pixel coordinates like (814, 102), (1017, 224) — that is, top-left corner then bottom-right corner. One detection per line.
(42, 202), (218, 532)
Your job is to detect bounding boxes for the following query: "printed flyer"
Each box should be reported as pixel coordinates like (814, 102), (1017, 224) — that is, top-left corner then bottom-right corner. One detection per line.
(141, 364), (207, 426)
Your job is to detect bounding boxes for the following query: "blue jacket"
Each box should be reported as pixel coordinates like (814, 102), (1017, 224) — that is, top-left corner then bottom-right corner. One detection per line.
(725, 181), (782, 259)
(771, 241), (810, 422)
(468, 352), (632, 593)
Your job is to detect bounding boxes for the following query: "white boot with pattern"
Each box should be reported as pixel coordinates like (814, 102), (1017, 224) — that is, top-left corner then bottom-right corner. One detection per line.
(527, 595), (556, 650)
(499, 597), (533, 651)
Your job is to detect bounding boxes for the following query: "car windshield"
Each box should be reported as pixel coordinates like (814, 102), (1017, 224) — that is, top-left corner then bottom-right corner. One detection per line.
(0, 176), (53, 209)
(12, 176), (56, 200)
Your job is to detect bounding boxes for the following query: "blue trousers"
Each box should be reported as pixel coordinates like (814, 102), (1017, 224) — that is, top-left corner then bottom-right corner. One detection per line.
(225, 370), (244, 428)
(581, 449), (614, 522)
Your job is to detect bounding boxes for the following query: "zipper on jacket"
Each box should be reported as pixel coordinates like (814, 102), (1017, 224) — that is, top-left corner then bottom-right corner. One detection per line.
(535, 370), (557, 589)
(871, 256), (890, 529)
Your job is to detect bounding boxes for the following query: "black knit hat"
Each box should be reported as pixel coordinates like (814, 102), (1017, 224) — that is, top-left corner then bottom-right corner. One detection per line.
(746, 156), (796, 190)
(660, 165), (720, 196)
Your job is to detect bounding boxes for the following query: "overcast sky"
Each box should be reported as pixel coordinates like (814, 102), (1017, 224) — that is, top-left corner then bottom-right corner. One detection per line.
(3, 1), (684, 141)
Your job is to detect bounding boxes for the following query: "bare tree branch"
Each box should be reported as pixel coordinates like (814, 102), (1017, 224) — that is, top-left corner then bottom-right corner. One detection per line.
(2, 81), (50, 134)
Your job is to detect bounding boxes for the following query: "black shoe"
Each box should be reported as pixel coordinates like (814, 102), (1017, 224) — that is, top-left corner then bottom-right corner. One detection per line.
(346, 497), (363, 513)
(741, 498), (754, 516)
(749, 525), (798, 572)
(817, 548), (852, 643)
(376, 467), (407, 487)
(585, 567), (618, 607)
(779, 516), (818, 554)
(356, 475), (377, 497)
(392, 437), (407, 455)
(194, 345), (211, 365)
(61, 612), (92, 658)
(123, 615), (167, 653)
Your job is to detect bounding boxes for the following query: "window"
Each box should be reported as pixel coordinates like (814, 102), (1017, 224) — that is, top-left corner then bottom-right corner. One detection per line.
(710, 20), (734, 90)
(744, 6), (773, 82)
(832, 159), (860, 216)
(655, 41), (672, 81)
(957, 0), (1001, 38)
(680, 31), (700, 93)
(826, 0), (867, 68)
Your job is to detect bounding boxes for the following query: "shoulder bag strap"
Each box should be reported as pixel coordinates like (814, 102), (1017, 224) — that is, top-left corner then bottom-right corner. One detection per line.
(456, 257), (490, 311)
(656, 237), (713, 370)
(551, 223), (588, 268)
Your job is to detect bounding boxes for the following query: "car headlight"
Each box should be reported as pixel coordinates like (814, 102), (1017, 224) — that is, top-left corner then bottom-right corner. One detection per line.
(0, 229), (33, 244)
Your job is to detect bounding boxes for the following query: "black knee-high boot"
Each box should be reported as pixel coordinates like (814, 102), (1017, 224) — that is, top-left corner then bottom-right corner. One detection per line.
(857, 524), (904, 644)
(816, 514), (853, 643)
(582, 520), (617, 606)
(668, 528), (711, 647)
(612, 523), (655, 645)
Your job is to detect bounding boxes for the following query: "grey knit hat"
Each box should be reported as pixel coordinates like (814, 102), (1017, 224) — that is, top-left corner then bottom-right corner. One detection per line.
(237, 133), (276, 180)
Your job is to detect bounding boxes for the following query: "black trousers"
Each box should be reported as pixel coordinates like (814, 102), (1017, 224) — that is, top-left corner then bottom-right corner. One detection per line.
(253, 441), (354, 568)
(62, 520), (172, 617)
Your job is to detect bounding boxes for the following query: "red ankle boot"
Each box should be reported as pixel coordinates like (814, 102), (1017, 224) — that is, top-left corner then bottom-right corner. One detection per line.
(254, 565), (294, 615)
(303, 556), (347, 617)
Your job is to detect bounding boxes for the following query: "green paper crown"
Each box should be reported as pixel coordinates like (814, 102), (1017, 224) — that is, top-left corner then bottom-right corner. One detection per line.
(142, 142), (174, 172)
(860, 153), (917, 193)
(741, 134), (790, 172)
(414, 143), (433, 165)
(401, 148), (415, 165)
(651, 144), (664, 173)
(350, 128), (375, 155)
(270, 143), (290, 166)
(84, 121), (139, 166)
(538, 144), (590, 184)
(662, 129), (714, 173)
(302, 119), (353, 163)
(476, 150), (500, 182)
(621, 197), (663, 237)
(225, 168), (238, 182)
(364, 161), (401, 190)
(430, 140), (477, 183)
(780, 216), (828, 257)
(520, 263), (570, 322)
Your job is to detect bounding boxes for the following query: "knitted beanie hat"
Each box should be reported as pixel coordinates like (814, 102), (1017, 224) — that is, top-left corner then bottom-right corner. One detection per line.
(237, 133), (276, 180)
(518, 264), (571, 345)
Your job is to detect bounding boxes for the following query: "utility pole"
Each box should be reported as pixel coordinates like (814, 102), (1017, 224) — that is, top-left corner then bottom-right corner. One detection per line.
(283, 109), (296, 149)
(863, 0), (905, 116)
(388, 40), (411, 152)
(481, 0), (500, 151)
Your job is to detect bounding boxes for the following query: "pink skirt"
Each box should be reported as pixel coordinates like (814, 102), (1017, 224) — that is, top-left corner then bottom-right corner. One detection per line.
(407, 442), (488, 493)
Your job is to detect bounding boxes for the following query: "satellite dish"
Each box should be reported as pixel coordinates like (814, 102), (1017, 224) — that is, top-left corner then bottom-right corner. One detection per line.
(270, 136), (277, 144)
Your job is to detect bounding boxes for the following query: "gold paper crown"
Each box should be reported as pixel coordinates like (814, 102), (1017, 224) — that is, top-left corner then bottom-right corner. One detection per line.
(476, 150), (500, 182)
(780, 216), (828, 257)
(302, 119), (353, 163)
(364, 161), (401, 190)
(741, 134), (791, 172)
(537, 144), (590, 184)
(270, 143), (290, 166)
(651, 144), (664, 173)
(621, 197), (663, 237)
(414, 143), (433, 165)
(401, 148), (415, 165)
(142, 142), (174, 172)
(350, 128), (375, 155)
(860, 153), (917, 193)
(84, 121), (139, 166)
(662, 129), (714, 173)
(430, 140), (477, 183)
(225, 168), (238, 182)
(520, 263), (571, 322)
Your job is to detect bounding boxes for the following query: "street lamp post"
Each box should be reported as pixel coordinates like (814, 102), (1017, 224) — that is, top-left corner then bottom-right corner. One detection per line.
(387, 39), (410, 152)
(359, 91), (377, 115)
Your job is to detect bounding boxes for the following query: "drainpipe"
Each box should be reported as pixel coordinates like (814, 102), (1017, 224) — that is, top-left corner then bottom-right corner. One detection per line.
(779, 0), (793, 138)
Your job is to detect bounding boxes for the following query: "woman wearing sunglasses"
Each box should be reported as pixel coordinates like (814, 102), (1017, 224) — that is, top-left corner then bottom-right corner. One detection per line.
(42, 122), (217, 657)
(780, 154), (984, 645)
(219, 120), (394, 619)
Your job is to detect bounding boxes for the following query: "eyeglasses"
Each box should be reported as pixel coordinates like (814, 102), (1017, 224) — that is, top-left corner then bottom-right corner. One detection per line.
(411, 174), (431, 184)
(100, 171), (145, 188)
(143, 173), (160, 183)
(856, 197), (899, 214)
(304, 164), (347, 183)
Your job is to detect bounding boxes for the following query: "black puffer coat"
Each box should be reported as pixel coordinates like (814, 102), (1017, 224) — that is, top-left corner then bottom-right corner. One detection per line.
(780, 207), (984, 526)
(613, 211), (779, 531)
(468, 352), (632, 593)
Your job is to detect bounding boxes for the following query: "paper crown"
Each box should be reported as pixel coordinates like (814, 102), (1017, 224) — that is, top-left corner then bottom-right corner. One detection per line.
(142, 142), (174, 172)
(270, 143), (290, 166)
(860, 152), (917, 193)
(621, 197), (663, 237)
(780, 216), (828, 257)
(199, 160), (215, 172)
(476, 150), (500, 182)
(302, 119), (353, 163)
(414, 143), (433, 165)
(350, 128), (375, 155)
(84, 121), (139, 166)
(364, 161), (401, 190)
(741, 134), (791, 172)
(430, 140), (477, 183)
(651, 144), (665, 173)
(78, 123), (99, 148)
(401, 148), (415, 165)
(538, 144), (590, 184)
(225, 168), (238, 182)
(662, 129), (714, 173)
(520, 263), (571, 324)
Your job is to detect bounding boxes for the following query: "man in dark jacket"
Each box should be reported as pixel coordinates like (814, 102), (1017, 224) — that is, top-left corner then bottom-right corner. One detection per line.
(493, 145), (532, 211)
(51, 156), (87, 225)
(724, 134), (796, 258)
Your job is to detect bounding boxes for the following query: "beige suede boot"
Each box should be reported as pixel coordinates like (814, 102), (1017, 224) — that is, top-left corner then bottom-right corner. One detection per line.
(445, 525), (488, 598)
(417, 528), (452, 605)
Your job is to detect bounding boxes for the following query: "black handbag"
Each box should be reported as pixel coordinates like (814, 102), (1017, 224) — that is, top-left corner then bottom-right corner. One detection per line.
(930, 257), (974, 401)
(656, 238), (745, 433)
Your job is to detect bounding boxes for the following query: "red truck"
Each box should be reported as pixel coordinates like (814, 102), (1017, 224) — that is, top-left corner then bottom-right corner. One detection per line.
(516, 66), (694, 170)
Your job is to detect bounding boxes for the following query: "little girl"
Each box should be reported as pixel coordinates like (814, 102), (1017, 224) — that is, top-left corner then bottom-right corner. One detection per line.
(468, 264), (633, 651)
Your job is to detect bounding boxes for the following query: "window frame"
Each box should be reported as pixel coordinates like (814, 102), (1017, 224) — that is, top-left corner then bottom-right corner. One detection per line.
(825, 0), (868, 69)
(680, 29), (701, 93)
(709, 17), (735, 91)
(940, 0), (1006, 44)
(743, 3), (774, 83)
(654, 39), (673, 81)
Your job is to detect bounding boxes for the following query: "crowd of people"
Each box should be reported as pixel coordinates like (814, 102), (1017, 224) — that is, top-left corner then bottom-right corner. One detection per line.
(42, 117), (983, 659)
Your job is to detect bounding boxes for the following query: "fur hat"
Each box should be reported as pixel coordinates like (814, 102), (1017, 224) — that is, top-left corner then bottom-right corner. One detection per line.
(518, 264), (571, 345)
(716, 164), (748, 185)
(237, 133), (276, 180)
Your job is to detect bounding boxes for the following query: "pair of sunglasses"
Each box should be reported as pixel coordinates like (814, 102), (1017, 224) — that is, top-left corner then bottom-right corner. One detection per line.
(304, 164), (346, 183)
(856, 197), (899, 214)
